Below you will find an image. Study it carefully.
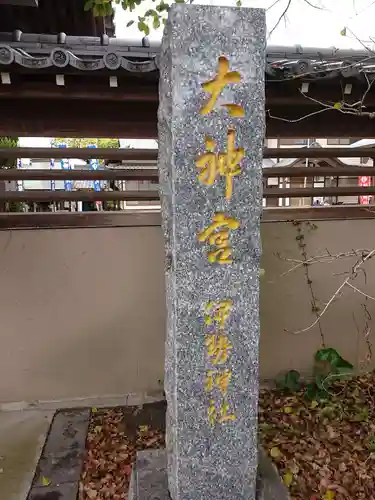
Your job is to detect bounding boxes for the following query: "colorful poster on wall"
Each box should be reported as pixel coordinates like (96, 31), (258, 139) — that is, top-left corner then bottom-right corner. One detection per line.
(358, 175), (371, 205)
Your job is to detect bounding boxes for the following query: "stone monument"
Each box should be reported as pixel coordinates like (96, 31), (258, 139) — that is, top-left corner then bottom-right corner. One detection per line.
(129, 4), (279, 500)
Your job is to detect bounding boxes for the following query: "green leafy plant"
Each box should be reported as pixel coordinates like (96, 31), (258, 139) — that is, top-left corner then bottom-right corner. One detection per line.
(277, 370), (301, 393)
(85, 0), (242, 35)
(0, 136), (26, 213)
(307, 348), (353, 400)
(51, 138), (120, 149)
(279, 348), (353, 401)
(368, 437), (375, 452)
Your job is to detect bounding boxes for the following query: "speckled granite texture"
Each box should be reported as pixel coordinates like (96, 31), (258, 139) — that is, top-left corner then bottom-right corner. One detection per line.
(128, 449), (290, 500)
(157, 5), (266, 500)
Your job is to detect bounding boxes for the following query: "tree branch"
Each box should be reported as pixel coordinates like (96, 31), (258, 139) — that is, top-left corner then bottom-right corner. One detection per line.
(268, 0), (292, 38)
(285, 250), (375, 335)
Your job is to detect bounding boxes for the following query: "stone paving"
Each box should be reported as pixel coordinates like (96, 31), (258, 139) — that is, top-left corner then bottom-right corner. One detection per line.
(27, 409), (90, 500)
(0, 410), (54, 500)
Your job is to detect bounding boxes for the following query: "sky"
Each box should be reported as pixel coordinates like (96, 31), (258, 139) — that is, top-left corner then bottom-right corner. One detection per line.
(115, 0), (375, 50)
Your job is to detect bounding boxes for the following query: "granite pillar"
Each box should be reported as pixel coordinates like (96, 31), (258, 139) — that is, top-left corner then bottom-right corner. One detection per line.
(157, 5), (266, 500)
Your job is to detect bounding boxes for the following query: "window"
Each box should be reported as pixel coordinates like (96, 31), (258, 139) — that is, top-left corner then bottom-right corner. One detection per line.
(326, 138), (356, 145)
(279, 138), (308, 146)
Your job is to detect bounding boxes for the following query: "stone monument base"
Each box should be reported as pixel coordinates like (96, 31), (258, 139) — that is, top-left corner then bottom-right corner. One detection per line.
(128, 449), (290, 500)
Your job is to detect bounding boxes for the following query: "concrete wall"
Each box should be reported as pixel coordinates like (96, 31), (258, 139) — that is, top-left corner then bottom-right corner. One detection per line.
(0, 226), (166, 404)
(1, 218), (375, 404)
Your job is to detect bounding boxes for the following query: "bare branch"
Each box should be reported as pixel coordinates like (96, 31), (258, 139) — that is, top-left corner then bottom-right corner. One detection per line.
(266, 0), (283, 11)
(268, 77), (375, 123)
(344, 26), (375, 54)
(303, 0), (327, 10)
(360, 72), (375, 108)
(346, 282), (375, 301)
(267, 107), (331, 123)
(276, 250), (371, 278)
(268, 0), (292, 38)
(285, 250), (375, 335)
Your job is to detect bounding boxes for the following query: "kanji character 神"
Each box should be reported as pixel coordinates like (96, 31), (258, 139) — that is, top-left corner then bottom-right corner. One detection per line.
(196, 129), (244, 200)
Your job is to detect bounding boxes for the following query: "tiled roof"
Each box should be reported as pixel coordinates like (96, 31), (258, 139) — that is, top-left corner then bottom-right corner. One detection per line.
(0, 35), (373, 80)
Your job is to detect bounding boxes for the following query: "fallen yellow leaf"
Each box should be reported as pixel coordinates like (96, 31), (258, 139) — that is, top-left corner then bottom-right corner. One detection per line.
(41, 476), (51, 487)
(283, 471), (293, 488)
(323, 491), (335, 500)
(139, 425), (149, 432)
(283, 406), (293, 414)
(311, 400), (319, 409)
(91, 407), (98, 413)
(270, 446), (281, 458)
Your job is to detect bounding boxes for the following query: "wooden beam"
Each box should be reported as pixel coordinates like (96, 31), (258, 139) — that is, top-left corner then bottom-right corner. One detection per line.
(262, 205), (375, 222)
(262, 165), (375, 177)
(0, 165), (374, 182)
(0, 98), (159, 139)
(2, 78), (374, 111)
(264, 186), (375, 198)
(264, 149), (375, 159)
(0, 211), (161, 230)
(1, 206), (375, 231)
(0, 190), (159, 202)
(0, 82), (158, 102)
(1, 96), (375, 138)
(1, 185), (375, 202)
(0, 148), (158, 160)
(266, 107), (375, 138)
(1, 147), (375, 161)
(266, 82), (375, 107)
(0, 0), (38, 5)
(0, 169), (158, 180)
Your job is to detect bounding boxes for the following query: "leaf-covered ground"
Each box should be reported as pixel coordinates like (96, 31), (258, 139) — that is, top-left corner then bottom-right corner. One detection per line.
(78, 374), (375, 500)
(79, 403), (165, 500)
(259, 371), (375, 500)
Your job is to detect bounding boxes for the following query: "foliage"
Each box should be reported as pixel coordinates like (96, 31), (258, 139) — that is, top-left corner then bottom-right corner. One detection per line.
(80, 408), (165, 498)
(0, 136), (25, 212)
(277, 369), (301, 392)
(278, 348), (353, 401)
(85, 0), (242, 35)
(0, 136), (18, 168)
(259, 371), (375, 498)
(51, 138), (120, 149)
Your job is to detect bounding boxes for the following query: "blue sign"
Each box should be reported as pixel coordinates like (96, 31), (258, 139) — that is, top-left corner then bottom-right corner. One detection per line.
(88, 144), (101, 192)
(58, 143), (73, 191)
(16, 158), (24, 192)
(49, 157), (55, 191)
